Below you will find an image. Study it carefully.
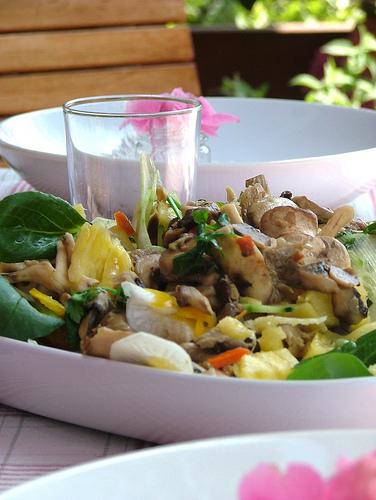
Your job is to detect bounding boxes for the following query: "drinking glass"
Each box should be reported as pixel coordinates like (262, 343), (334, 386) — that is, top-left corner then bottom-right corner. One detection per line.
(63, 95), (201, 219)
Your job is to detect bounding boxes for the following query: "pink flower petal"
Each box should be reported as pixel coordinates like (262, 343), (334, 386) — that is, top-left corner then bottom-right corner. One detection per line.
(327, 452), (376, 500)
(238, 464), (288, 500)
(120, 88), (240, 136)
(283, 465), (326, 500)
(238, 464), (325, 500)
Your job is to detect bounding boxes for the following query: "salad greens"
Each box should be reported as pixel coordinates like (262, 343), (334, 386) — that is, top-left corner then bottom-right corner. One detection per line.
(0, 191), (86, 262)
(133, 154), (160, 248)
(336, 330), (376, 366)
(172, 210), (231, 276)
(288, 330), (376, 379)
(0, 276), (64, 340)
(288, 352), (371, 380)
(338, 232), (376, 320)
(166, 193), (183, 219)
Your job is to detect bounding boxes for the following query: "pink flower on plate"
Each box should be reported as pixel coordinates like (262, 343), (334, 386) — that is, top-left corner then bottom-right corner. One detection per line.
(122, 88), (240, 136)
(238, 451), (376, 500)
(326, 452), (376, 500)
(168, 88), (240, 136)
(238, 464), (326, 500)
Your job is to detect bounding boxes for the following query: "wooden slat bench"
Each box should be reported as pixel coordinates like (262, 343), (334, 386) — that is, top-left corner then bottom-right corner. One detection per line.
(0, 0), (200, 116)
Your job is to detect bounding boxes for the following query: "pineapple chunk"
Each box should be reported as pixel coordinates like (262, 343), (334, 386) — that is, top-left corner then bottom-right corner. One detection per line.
(68, 221), (132, 289)
(368, 364), (376, 376)
(298, 291), (339, 327)
(233, 349), (298, 380)
(259, 326), (286, 351)
(218, 316), (254, 340)
(303, 331), (340, 359)
(345, 321), (376, 341)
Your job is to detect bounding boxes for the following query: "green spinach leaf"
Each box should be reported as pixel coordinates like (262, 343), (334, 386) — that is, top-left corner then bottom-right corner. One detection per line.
(287, 352), (371, 380)
(0, 276), (64, 340)
(336, 330), (376, 366)
(364, 221), (376, 234)
(0, 191), (86, 262)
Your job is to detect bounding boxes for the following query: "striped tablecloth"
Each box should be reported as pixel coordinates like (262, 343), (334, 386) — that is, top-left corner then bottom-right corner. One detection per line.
(0, 168), (153, 493)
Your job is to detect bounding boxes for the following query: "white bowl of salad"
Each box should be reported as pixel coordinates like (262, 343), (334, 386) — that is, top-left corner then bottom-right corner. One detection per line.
(1, 158), (376, 441)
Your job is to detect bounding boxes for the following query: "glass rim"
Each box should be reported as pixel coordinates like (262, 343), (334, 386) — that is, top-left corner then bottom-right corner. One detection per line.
(63, 94), (202, 118)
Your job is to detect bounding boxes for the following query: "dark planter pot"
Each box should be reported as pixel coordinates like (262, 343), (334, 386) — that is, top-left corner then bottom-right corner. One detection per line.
(192, 24), (354, 99)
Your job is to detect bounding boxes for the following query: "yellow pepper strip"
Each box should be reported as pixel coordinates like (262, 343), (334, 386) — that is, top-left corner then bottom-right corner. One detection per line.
(29, 288), (65, 317)
(175, 306), (216, 336)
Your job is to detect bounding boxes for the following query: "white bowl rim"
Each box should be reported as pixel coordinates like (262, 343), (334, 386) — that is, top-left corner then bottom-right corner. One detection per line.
(3, 427), (376, 499)
(2, 336), (375, 387)
(1, 98), (376, 165)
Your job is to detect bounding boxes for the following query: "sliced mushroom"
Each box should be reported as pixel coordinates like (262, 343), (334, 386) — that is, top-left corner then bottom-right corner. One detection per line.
(317, 236), (351, 269)
(259, 206), (318, 239)
(329, 266), (360, 288)
(174, 285), (215, 316)
(109, 332), (194, 373)
(0, 262), (29, 273)
(332, 287), (368, 325)
(241, 183), (297, 228)
(245, 174), (271, 192)
(78, 292), (114, 343)
(5, 260), (69, 295)
(214, 226), (273, 303)
(196, 329), (255, 351)
(232, 223), (273, 249)
(100, 311), (130, 331)
(159, 233), (197, 282)
(297, 262), (339, 294)
(130, 248), (162, 288)
(292, 195), (333, 223)
(195, 285), (222, 312)
(83, 326), (131, 358)
(281, 324), (316, 359)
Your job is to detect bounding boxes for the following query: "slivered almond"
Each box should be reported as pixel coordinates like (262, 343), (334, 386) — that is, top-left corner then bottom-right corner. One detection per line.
(319, 205), (355, 237)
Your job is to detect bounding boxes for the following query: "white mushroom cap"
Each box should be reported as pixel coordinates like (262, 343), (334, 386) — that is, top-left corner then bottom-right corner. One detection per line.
(109, 332), (194, 374)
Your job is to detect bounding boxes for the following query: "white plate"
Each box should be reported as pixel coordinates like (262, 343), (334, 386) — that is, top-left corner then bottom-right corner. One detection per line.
(2, 429), (376, 500)
(1, 98), (376, 211)
(1, 337), (376, 444)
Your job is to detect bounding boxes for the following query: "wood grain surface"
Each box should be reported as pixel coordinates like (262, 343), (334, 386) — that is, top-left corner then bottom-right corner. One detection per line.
(0, 26), (193, 73)
(0, 0), (186, 32)
(0, 63), (201, 115)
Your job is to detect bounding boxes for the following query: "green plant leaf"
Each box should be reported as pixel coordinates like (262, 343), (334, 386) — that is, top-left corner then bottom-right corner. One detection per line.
(0, 192), (86, 262)
(322, 38), (356, 57)
(346, 52), (369, 76)
(290, 74), (322, 90)
(288, 352), (371, 380)
(0, 276), (64, 341)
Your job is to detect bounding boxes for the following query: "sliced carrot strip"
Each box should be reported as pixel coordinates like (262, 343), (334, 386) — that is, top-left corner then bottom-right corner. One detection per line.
(114, 211), (135, 236)
(207, 347), (250, 369)
(236, 235), (254, 256)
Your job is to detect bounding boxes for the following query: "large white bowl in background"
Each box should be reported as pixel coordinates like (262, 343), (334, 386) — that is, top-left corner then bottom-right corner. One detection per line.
(2, 429), (376, 500)
(1, 98), (376, 212)
(1, 337), (376, 444)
